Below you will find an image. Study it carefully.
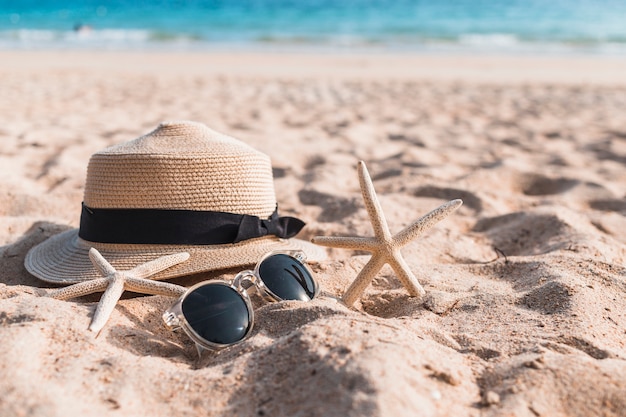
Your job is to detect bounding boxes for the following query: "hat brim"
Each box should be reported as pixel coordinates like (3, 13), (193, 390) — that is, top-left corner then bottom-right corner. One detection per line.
(25, 229), (327, 284)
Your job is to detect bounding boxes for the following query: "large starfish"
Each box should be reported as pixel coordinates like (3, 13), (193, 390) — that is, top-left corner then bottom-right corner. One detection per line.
(48, 248), (189, 335)
(312, 161), (462, 306)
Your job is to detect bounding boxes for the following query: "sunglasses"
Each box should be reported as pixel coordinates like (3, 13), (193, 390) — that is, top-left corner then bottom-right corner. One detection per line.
(162, 251), (318, 353)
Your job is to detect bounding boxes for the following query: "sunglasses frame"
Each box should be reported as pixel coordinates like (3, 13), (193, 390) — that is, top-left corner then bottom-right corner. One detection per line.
(162, 251), (318, 353)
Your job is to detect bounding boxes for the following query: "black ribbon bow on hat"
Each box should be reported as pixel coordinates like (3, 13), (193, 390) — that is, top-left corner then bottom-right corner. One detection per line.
(235, 209), (304, 243)
(79, 204), (305, 245)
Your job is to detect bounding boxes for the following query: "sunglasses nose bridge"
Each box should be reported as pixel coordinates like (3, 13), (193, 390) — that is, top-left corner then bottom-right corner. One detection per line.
(233, 270), (258, 293)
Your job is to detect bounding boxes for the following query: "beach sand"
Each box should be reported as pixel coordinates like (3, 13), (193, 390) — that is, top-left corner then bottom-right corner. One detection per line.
(1, 51), (625, 416)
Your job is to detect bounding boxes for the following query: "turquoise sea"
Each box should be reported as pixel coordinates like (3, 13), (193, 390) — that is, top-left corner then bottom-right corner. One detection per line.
(1, 0), (626, 54)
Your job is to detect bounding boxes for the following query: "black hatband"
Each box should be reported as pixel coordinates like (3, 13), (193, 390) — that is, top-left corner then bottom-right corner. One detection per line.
(78, 203), (305, 245)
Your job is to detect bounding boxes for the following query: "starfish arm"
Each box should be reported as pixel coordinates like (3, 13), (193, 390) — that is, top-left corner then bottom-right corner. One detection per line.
(128, 252), (190, 279)
(311, 236), (379, 251)
(47, 278), (109, 300)
(89, 248), (116, 276)
(342, 253), (387, 306)
(393, 199), (463, 248)
(125, 277), (187, 297)
(358, 161), (392, 241)
(88, 275), (126, 334)
(387, 251), (426, 298)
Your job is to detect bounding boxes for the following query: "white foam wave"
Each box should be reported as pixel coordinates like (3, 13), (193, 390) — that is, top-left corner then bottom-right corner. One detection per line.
(0, 28), (625, 55)
(0, 28), (160, 49)
(459, 33), (520, 47)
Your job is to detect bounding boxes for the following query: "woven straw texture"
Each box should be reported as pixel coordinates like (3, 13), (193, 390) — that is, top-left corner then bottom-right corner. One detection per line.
(84, 121), (276, 217)
(25, 121), (325, 284)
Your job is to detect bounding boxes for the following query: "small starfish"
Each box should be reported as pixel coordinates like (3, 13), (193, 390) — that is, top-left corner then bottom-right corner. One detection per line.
(48, 248), (189, 335)
(312, 161), (462, 306)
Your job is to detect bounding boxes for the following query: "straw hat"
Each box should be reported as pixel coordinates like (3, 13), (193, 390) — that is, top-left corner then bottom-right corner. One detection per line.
(25, 121), (325, 284)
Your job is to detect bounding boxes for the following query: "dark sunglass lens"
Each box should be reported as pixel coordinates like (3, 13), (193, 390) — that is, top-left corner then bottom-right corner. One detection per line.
(181, 284), (250, 345)
(258, 254), (317, 301)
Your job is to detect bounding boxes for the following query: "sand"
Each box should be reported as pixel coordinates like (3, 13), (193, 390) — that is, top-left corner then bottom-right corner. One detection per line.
(1, 51), (625, 417)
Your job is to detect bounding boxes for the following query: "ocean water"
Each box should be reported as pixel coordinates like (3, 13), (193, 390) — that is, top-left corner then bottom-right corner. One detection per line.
(1, 0), (626, 54)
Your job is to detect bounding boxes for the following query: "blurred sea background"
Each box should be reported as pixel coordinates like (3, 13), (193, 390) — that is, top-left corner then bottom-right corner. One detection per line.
(1, 0), (626, 54)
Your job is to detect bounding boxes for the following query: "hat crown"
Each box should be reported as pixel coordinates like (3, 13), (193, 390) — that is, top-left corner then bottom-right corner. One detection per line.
(98, 121), (254, 155)
(83, 121), (277, 217)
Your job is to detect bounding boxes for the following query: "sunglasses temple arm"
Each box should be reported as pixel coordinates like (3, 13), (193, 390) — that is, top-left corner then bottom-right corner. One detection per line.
(161, 312), (214, 359)
(195, 343), (208, 359)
